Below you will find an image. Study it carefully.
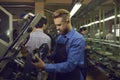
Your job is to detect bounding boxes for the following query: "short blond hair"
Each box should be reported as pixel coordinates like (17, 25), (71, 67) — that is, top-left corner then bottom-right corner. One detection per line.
(52, 9), (71, 22)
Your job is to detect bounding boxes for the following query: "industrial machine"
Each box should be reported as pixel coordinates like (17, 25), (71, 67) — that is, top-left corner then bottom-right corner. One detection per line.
(0, 6), (13, 58)
(0, 6), (49, 80)
(87, 38), (120, 80)
(79, 1), (120, 79)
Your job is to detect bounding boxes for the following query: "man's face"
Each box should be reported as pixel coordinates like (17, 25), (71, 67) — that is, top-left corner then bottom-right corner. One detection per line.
(54, 17), (68, 35)
(84, 30), (88, 35)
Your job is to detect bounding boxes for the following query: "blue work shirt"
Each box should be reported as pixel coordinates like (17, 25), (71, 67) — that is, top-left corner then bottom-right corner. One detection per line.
(45, 29), (86, 79)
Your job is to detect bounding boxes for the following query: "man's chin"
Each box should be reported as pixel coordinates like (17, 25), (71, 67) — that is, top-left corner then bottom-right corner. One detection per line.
(57, 31), (60, 34)
(57, 31), (66, 35)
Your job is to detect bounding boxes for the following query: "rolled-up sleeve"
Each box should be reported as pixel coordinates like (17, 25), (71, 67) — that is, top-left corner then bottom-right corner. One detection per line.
(45, 38), (85, 73)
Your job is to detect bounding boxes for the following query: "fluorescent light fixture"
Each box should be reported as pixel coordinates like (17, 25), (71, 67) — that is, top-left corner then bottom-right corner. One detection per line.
(70, 3), (82, 18)
(117, 14), (120, 17)
(103, 15), (115, 22)
(81, 14), (120, 27)
(93, 21), (99, 24)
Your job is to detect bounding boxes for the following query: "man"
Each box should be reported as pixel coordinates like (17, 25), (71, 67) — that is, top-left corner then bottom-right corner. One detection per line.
(25, 16), (51, 80)
(106, 31), (113, 40)
(79, 27), (88, 35)
(33, 9), (86, 80)
(79, 27), (91, 49)
(26, 16), (51, 54)
(79, 27), (91, 80)
(95, 29), (103, 39)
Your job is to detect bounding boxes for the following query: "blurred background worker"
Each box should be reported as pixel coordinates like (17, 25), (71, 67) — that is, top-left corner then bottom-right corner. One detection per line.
(106, 31), (114, 40)
(25, 16), (51, 80)
(79, 27), (91, 49)
(79, 27), (91, 80)
(79, 27), (88, 35)
(25, 16), (51, 54)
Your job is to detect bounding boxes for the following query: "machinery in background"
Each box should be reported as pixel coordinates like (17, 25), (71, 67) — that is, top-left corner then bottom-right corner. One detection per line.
(0, 6), (13, 58)
(75, 0), (120, 79)
(87, 38), (120, 80)
(0, 9), (47, 79)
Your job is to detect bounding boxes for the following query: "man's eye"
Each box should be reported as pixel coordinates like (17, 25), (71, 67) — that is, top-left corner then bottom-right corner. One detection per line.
(56, 24), (62, 26)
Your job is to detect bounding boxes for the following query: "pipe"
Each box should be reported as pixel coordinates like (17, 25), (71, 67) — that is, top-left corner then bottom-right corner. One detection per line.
(75, 0), (109, 18)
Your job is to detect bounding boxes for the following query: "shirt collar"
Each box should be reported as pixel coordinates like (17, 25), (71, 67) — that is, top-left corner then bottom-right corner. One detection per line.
(35, 29), (43, 32)
(64, 29), (75, 39)
(57, 29), (75, 44)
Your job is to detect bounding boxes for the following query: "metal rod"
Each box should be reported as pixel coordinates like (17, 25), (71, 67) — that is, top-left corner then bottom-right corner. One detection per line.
(99, 8), (102, 40)
(119, 6), (120, 44)
(102, 9), (106, 40)
(114, 4), (117, 43)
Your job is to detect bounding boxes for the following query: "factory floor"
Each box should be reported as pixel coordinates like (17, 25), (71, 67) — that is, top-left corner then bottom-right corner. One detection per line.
(44, 65), (109, 80)
(86, 65), (109, 80)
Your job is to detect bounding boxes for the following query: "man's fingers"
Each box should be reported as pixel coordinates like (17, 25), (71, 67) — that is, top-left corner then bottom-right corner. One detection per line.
(34, 54), (41, 61)
(32, 63), (38, 68)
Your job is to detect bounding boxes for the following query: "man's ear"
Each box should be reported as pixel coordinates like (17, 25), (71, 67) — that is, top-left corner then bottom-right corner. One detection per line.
(66, 18), (70, 23)
(67, 20), (69, 23)
(43, 24), (46, 29)
(43, 24), (45, 26)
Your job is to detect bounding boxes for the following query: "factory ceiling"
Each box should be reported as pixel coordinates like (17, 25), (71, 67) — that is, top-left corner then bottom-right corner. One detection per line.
(0, 0), (115, 20)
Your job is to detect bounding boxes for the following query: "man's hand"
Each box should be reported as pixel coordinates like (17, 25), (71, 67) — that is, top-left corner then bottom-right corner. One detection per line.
(86, 45), (91, 49)
(32, 54), (45, 69)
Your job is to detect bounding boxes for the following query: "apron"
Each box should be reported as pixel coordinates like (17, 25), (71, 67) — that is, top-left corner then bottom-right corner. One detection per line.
(53, 38), (81, 80)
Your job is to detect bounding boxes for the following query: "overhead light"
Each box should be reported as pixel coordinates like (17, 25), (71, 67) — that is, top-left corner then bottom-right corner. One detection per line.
(103, 16), (115, 22)
(81, 14), (120, 27)
(70, 3), (82, 18)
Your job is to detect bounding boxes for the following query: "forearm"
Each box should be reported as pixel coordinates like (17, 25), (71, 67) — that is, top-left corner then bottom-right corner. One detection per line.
(45, 61), (76, 73)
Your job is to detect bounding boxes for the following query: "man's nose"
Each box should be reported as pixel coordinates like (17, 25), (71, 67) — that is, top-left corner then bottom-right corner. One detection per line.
(56, 27), (60, 30)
